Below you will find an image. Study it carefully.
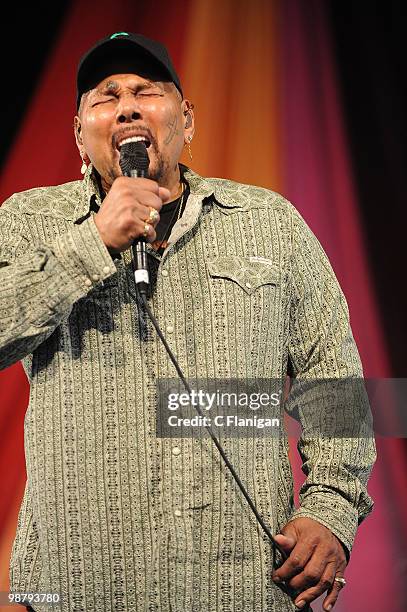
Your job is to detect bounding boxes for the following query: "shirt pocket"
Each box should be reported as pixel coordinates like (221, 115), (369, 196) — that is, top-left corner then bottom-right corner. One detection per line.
(207, 255), (280, 294)
(205, 255), (283, 377)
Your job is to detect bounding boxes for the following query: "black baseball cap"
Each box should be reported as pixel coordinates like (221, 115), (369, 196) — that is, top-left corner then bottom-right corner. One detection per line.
(76, 31), (183, 109)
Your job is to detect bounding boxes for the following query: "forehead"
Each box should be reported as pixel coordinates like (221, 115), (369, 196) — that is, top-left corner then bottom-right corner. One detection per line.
(95, 73), (163, 88)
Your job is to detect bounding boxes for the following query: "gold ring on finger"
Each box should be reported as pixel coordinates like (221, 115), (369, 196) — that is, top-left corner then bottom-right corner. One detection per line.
(334, 576), (346, 588)
(148, 208), (159, 223)
(142, 223), (150, 238)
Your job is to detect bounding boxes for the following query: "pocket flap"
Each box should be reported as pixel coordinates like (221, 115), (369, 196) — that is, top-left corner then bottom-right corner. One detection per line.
(207, 256), (280, 295)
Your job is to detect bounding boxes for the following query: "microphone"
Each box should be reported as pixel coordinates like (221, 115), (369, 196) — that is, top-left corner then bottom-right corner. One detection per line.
(119, 141), (150, 296)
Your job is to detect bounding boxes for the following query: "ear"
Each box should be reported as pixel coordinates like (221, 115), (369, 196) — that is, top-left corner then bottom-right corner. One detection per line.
(74, 116), (83, 147)
(73, 116), (89, 162)
(181, 99), (195, 141)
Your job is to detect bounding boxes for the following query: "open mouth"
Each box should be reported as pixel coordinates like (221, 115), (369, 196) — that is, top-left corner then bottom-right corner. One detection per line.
(117, 135), (151, 149)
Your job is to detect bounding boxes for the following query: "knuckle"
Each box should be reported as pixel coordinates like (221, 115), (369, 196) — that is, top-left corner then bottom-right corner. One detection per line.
(289, 555), (303, 570)
(288, 578), (306, 594)
(115, 177), (133, 193)
(307, 585), (324, 598)
(314, 583), (329, 597)
(288, 559), (302, 573)
(121, 214), (135, 231)
(141, 193), (160, 209)
(303, 569), (320, 583)
(150, 194), (163, 209)
(114, 175), (128, 186)
(320, 578), (332, 591)
(139, 178), (159, 194)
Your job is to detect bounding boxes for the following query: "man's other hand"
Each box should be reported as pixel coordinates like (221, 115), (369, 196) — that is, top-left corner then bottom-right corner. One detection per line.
(272, 517), (347, 611)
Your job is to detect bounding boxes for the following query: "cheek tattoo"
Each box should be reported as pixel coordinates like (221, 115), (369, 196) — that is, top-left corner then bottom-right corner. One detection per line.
(164, 114), (179, 145)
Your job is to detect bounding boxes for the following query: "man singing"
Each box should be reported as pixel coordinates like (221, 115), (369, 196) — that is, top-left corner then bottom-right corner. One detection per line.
(0, 32), (375, 611)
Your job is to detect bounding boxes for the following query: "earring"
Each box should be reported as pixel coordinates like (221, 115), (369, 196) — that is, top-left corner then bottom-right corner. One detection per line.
(80, 156), (88, 175)
(185, 135), (193, 161)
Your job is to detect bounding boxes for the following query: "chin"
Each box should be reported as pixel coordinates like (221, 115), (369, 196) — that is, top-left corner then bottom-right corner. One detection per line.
(149, 157), (170, 184)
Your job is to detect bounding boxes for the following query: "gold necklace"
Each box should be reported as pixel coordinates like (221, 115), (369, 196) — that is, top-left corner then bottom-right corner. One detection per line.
(176, 182), (185, 220)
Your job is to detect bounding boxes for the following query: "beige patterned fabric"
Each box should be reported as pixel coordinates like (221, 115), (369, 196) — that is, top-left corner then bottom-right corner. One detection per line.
(0, 165), (376, 611)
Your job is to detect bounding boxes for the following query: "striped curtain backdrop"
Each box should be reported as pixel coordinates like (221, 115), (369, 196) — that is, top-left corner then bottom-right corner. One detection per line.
(0, 1), (405, 610)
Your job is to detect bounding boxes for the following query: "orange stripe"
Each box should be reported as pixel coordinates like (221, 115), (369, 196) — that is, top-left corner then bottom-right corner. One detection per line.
(180, 0), (283, 190)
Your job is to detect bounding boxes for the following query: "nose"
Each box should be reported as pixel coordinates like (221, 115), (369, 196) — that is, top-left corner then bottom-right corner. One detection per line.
(116, 95), (142, 123)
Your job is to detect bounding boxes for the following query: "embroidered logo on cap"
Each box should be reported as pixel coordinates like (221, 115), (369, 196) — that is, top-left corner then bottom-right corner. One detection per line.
(110, 32), (129, 39)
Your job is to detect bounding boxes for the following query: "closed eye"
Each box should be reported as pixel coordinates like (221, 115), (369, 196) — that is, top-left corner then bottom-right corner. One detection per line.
(91, 96), (115, 107)
(138, 91), (164, 97)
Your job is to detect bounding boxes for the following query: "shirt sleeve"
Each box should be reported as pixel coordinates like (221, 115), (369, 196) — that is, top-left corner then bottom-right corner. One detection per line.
(284, 206), (376, 558)
(0, 197), (117, 370)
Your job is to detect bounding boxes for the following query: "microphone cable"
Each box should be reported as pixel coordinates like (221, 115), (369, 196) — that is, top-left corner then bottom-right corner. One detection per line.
(140, 293), (312, 611)
(120, 140), (312, 611)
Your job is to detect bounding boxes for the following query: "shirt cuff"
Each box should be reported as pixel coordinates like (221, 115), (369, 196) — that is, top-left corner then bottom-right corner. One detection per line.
(288, 490), (358, 559)
(51, 216), (116, 300)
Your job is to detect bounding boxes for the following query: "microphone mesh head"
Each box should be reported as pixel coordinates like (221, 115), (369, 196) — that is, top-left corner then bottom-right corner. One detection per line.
(119, 141), (150, 176)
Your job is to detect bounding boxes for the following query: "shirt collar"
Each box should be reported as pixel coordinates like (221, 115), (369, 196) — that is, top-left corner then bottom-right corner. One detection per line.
(182, 165), (255, 211)
(73, 163), (245, 224)
(73, 164), (103, 223)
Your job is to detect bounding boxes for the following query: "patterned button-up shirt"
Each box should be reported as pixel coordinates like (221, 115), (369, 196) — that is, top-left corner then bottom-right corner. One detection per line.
(0, 165), (375, 611)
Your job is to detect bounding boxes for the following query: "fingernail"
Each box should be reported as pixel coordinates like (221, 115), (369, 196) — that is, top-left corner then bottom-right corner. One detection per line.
(326, 606), (332, 611)
(272, 575), (281, 583)
(295, 601), (305, 609)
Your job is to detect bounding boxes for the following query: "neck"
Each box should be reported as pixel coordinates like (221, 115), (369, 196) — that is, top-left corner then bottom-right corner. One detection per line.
(164, 167), (183, 202)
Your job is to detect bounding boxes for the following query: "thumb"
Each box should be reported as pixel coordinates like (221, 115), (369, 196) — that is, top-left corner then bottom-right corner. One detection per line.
(158, 186), (171, 203)
(274, 526), (297, 553)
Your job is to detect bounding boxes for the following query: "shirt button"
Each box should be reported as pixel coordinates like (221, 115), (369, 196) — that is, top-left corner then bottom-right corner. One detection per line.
(172, 446), (181, 456)
(84, 278), (92, 287)
(103, 266), (111, 274)
(174, 509), (182, 517)
(167, 325), (174, 334)
(92, 274), (100, 281)
(161, 269), (168, 277)
(245, 282), (252, 289)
